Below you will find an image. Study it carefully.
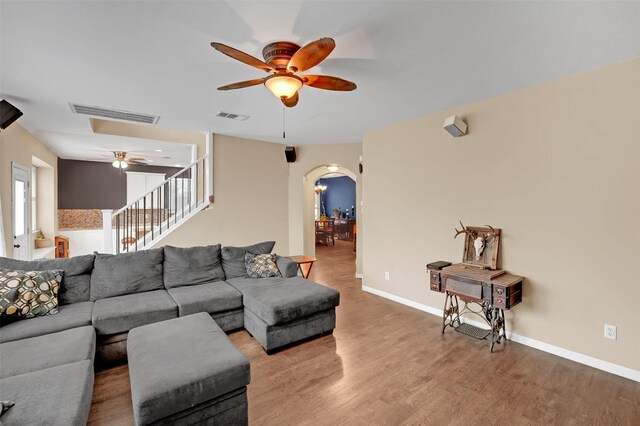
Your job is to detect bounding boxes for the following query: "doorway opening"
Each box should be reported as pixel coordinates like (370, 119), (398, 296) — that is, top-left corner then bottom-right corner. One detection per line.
(314, 174), (356, 248)
(303, 165), (360, 277)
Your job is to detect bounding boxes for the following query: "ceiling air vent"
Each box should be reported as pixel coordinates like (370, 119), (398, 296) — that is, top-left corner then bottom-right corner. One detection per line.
(69, 102), (160, 125)
(216, 111), (249, 121)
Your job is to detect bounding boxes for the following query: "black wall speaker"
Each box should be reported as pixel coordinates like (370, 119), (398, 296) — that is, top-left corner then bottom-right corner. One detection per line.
(1, 100), (23, 130)
(285, 146), (296, 163)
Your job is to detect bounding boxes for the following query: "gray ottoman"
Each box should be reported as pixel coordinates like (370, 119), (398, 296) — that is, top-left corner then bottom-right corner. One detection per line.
(127, 312), (250, 425)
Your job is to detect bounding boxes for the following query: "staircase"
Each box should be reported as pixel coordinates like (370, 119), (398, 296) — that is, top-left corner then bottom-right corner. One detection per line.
(102, 154), (210, 254)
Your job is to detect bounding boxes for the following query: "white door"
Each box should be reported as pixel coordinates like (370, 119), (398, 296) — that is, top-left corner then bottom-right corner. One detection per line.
(11, 163), (29, 260)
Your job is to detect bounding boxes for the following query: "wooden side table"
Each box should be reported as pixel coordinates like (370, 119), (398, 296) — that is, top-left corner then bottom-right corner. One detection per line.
(287, 255), (318, 279)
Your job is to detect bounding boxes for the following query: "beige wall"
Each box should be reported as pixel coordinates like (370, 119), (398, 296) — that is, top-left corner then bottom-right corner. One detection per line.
(35, 165), (56, 243)
(153, 134), (290, 253)
(287, 143), (362, 273)
(0, 124), (58, 257)
(362, 58), (640, 371)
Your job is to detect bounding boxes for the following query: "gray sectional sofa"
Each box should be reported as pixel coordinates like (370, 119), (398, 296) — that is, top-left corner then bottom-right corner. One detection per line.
(0, 241), (340, 425)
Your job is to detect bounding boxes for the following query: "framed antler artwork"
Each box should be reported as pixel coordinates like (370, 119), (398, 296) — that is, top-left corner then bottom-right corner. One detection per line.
(454, 221), (501, 270)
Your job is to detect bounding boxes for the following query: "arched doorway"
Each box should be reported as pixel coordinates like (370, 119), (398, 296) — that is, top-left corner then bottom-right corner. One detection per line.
(303, 165), (361, 276)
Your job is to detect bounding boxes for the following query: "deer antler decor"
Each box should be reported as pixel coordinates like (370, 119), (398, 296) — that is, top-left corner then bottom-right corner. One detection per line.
(454, 221), (501, 269)
(454, 221), (476, 240)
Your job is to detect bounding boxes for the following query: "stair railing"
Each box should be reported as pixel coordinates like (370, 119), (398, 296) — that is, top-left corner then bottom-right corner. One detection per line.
(102, 154), (208, 254)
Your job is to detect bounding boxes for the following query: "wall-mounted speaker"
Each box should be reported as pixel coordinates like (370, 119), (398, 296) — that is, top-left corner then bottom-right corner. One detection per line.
(285, 146), (296, 163)
(1, 99), (23, 130)
(443, 115), (467, 137)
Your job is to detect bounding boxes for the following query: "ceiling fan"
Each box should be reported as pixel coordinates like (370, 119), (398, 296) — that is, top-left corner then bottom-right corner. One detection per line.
(211, 37), (357, 107)
(111, 151), (148, 170)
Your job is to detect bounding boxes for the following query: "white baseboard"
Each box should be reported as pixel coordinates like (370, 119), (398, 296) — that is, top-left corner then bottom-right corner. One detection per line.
(361, 285), (640, 383)
(355, 272), (363, 279)
(363, 285), (442, 316)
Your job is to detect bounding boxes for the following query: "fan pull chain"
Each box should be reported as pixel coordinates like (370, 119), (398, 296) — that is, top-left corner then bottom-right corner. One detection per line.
(282, 106), (286, 139)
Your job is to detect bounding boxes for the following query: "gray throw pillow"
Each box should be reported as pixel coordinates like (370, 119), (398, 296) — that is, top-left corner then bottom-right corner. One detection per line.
(163, 245), (225, 288)
(245, 253), (282, 278)
(221, 241), (276, 279)
(90, 248), (164, 301)
(0, 255), (94, 305)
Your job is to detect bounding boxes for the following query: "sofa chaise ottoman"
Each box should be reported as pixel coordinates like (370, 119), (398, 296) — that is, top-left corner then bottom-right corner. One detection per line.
(127, 313), (250, 425)
(0, 326), (96, 426)
(227, 276), (340, 353)
(0, 360), (94, 426)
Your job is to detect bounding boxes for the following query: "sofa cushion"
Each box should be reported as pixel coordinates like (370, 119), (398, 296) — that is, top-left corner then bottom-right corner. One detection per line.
(0, 268), (62, 319)
(0, 326), (95, 379)
(226, 276), (340, 325)
(127, 313), (250, 426)
(90, 248), (164, 301)
(276, 256), (298, 278)
(92, 290), (177, 335)
(0, 255), (94, 305)
(221, 241), (275, 279)
(0, 301), (93, 343)
(167, 281), (243, 317)
(245, 253), (281, 278)
(163, 244), (225, 288)
(0, 360), (94, 426)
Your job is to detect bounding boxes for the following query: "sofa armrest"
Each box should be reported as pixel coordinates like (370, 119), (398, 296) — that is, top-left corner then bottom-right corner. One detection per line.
(276, 256), (298, 278)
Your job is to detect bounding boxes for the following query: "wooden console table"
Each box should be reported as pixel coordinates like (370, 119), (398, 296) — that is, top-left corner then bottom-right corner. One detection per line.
(427, 263), (524, 352)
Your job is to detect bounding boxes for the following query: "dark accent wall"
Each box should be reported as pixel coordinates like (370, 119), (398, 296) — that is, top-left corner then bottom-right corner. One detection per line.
(318, 176), (356, 217)
(58, 159), (182, 209)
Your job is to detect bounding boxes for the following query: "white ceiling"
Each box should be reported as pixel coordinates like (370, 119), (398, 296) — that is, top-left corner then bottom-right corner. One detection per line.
(2, 1), (639, 161)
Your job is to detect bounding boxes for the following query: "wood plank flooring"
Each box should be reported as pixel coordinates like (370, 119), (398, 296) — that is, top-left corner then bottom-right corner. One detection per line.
(89, 241), (640, 425)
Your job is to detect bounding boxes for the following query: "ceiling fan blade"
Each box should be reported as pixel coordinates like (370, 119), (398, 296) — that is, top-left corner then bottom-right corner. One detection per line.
(303, 75), (357, 91)
(287, 38), (335, 73)
(128, 159), (148, 166)
(217, 78), (266, 91)
(211, 42), (275, 73)
(281, 92), (299, 108)
(127, 157), (146, 161)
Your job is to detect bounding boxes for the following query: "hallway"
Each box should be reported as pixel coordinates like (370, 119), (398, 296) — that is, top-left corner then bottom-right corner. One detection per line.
(310, 239), (357, 285)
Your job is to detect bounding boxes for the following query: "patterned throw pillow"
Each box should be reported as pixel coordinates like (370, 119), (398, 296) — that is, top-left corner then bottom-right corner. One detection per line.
(245, 253), (282, 278)
(0, 269), (62, 318)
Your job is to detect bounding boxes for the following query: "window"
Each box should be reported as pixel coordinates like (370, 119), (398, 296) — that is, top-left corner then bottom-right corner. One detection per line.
(31, 166), (37, 231)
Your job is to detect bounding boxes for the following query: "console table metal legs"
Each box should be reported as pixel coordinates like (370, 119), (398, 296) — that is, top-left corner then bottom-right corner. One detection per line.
(441, 292), (506, 352)
(486, 306), (506, 352)
(441, 292), (461, 332)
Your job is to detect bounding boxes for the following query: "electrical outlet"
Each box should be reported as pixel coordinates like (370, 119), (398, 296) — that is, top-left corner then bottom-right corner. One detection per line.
(384, 272), (390, 280)
(604, 324), (617, 340)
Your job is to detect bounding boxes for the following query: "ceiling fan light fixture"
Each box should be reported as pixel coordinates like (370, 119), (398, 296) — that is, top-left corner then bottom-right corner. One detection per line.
(112, 160), (128, 169)
(264, 74), (303, 100)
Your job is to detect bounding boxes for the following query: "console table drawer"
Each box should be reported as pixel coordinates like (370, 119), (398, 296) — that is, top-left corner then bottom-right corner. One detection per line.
(493, 284), (522, 309)
(429, 271), (441, 292)
(445, 278), (483, 300)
